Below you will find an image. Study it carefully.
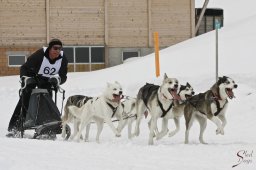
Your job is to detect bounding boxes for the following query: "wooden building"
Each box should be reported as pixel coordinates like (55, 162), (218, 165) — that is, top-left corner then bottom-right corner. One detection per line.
(0, 0), (195, 76)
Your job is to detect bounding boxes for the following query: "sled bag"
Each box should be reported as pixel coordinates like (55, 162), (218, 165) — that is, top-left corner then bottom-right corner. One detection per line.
(24, 88), (61, 128)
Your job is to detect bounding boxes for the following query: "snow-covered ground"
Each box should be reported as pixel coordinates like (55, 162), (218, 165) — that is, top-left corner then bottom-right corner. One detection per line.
(1, 0), (256, 170)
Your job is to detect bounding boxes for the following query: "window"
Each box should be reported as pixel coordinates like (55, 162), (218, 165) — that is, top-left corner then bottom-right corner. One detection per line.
(63, 46), (104, 64)
(63, 47), (74, 63)
(91, 47), (105, 63)
(8, 55), (26, 66)
(76, 47), (89, 63)
(122, 51), (140, 61)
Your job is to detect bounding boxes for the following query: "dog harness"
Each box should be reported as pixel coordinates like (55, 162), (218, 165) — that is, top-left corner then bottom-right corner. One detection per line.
(157, 94), (173, 118)
(106, 102), (118, 118)
(188, 91), (227, 116)
(212, 92), (228, 116)
(141, 83), (173, 118)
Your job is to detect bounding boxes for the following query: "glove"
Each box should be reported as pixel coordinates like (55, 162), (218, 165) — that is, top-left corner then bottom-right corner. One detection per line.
(48, 75), (61, 88)
(20, 76), (37, 89)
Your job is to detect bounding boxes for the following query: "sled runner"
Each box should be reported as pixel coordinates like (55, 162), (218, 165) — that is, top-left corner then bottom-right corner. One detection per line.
(18, 76), (71, 140)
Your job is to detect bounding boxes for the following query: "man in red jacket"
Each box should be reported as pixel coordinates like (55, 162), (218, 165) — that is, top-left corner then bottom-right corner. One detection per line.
(6, 39), (68, 137)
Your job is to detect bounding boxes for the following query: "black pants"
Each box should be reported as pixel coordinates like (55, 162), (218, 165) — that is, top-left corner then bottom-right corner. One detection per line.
(8, 88), (32, 131)
(8, 85), (53, 132)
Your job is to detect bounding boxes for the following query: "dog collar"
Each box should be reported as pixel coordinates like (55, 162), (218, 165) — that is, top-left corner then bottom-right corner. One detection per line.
(212, 91), (222, 100)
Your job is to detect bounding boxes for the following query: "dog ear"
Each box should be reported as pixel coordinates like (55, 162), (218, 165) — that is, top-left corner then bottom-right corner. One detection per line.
(223, 76), (228, 80)
(164, 73), (168, 79)
(186, 82), (191, 88)
(217, 77), (223, 85)
(217, 76), (228, 85)
(115, 81), (121, 85)
(180, 85), (186, 91)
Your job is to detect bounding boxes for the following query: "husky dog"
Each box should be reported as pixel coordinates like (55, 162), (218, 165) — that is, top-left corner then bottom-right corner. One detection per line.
(61, 95), (92, 139)
(154, 82), (195, 140)
(133, 73), (180, 145)
(184, 76), (238, 144)
(69, 81), (124, 142)
(119, 97), (140, 139)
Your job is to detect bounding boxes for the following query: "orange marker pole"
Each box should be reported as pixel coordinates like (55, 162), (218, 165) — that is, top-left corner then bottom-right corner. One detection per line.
(154, 32), (160, 77)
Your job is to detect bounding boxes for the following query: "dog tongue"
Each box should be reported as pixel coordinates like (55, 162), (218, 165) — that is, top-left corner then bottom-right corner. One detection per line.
(112, 94), (123, 102)
(170, 90), (181, 100)
(144, 110), (148, 118)
(226, 89), (234, 99)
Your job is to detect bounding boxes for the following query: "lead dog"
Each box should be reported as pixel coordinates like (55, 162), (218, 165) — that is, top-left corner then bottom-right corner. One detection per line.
(69, 81), (124, 143)
(184, 76), (238, 144)
(133, 73), (180, 145)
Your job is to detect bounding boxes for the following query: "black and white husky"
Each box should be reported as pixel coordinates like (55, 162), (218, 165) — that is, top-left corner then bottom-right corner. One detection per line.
(184, 76), (238, 144)
(133, 73), (181, 145)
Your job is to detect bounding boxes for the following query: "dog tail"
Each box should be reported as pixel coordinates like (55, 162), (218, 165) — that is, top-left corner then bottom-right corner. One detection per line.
(62, 105), (69, 122)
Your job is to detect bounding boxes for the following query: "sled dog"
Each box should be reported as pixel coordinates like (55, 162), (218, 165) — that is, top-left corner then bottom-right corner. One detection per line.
(153, 82), (195, 140)
(133, 73), (180, 145)
(68, 81), (125, 142)
(119, 97), (141, 139)
(61, 95), (92, 139)
(184, 76), (237, 144)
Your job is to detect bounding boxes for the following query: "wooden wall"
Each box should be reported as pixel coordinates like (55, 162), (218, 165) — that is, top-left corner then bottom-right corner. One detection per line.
(0, 0), (194, 47)
(151, 0), (193, 46)
(107, 0), (148, 47)
(0, 0), (195, 76)
(0, 0), (46, 47)
(49, 0), (105, 45)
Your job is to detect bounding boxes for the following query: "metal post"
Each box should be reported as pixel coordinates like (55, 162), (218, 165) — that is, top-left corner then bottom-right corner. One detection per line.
(194, 0), (209, 36)
(216, 27), (218, 82)
(215, 19), (221, 82)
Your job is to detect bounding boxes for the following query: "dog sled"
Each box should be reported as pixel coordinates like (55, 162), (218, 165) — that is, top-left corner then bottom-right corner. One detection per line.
(17, 76), (71, 140)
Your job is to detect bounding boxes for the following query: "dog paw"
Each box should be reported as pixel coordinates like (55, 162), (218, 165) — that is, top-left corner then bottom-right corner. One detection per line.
(168, 131), (176, 137)
(220, 128), (225, 135)
(116, 133), (121, 137)
(133, 131), (139, 137)
(199, 139), (208, 144)
(216, 128), (224, 135)
(148, 140), (154, 145)
(130, 133), (137, 138)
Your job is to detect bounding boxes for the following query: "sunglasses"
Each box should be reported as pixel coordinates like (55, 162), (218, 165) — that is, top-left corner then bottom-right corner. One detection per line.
(52, 46), (62, 51)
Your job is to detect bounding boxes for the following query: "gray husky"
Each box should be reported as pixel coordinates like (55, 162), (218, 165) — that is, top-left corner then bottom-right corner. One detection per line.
(184, 76), (238, 144)
(133, 73), (181, 145)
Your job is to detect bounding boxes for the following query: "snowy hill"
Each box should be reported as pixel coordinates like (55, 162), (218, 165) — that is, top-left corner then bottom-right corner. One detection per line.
(1, 0), (256, 170)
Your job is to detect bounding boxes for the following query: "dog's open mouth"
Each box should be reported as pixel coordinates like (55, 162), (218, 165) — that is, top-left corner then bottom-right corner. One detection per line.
(168, 88), (181, 100)
(185, 94), (192, 99)
(112, 94), (123, 102)
(225, 88), (235, 99)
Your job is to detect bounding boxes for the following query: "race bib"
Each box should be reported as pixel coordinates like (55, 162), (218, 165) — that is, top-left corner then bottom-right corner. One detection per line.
(38, 57), (62, 77)
(38, 47), (63, 77)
